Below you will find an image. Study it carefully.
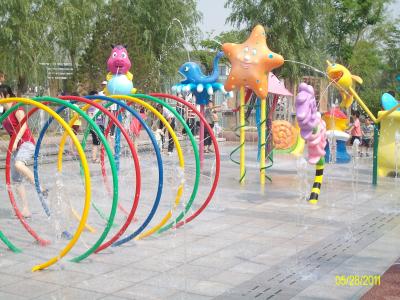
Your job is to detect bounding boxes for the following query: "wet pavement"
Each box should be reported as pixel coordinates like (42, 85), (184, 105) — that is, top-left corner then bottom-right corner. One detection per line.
(0, 140), (399, 299)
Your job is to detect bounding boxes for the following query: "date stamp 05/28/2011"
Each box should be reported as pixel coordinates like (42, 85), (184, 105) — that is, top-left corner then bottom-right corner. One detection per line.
(335, 275), (381, 286)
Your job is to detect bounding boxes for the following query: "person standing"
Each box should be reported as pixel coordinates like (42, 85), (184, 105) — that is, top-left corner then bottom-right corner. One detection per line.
(87, 90), (106, 163)
(0, 70), (5, 85)
(348, 111), (363, 156)
(161, 105), (176, 155)
(0, 71), (5, 129)
(204, 101), (215, 153)
(361, 118), (374, 157)
(99, 81), (107, 96)
(100, 79), (116, 152)
(66, 102), (82, 155)
(152, 122), (164, 151)
(129, 108), (147, 146)
(212, 108), (221, 137)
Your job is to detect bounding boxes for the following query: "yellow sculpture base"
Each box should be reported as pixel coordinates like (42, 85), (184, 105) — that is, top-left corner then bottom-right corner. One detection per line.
(378, 111), (400, 177)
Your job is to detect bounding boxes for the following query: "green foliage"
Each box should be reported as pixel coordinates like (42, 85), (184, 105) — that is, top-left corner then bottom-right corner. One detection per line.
(349, 41), (383, 115)
(224, 0), (397, 116)
(348, 18), (400, 115)
(372, 20), (400, 93)
(0, 0), (57, 94)
(225, 0), (329, 80)
(0, 0), (396, 103)
(54, 0), (103, 81)
(326, 0), (388, 64)
(193, 30), (247, 74)
(190, 50), (215, 74)
(77, 0), (201, 92)
(0, 0), (200, 94)
(200, 30), (247, 51)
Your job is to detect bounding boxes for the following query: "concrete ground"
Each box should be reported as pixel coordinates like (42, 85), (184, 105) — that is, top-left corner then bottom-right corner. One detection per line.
(0, 139), (399, 300)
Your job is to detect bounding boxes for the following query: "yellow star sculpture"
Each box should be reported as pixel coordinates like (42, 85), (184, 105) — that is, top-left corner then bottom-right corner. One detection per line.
(222, 24), (284, 99)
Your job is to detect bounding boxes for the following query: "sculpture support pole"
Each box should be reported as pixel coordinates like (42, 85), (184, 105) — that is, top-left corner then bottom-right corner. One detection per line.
(372, 124), (379, 186)
(115, 105), (122, 171)
(260, 97), (266, 187)
(240, 87), (246, 184)
(200, 104), (205, 170)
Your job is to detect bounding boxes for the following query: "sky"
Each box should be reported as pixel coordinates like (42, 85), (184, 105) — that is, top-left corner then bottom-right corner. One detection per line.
(197, 0), (232, 37)
(197, 0), (400, 36)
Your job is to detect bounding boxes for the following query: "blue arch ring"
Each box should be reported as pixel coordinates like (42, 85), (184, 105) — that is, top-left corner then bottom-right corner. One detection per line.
(33, 95), (163, 243)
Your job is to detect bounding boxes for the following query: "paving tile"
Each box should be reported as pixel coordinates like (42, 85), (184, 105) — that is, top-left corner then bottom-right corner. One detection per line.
(1, 144), (400, 299)
(146, 273), (199, 291)
(0, 279), (59, 298)
(209, 270), (254, 286)
(164, 291), (213, 300)
(30, 269), (92, 286)
(0, 273), (23, 288)
(72, 275), (134, 294)
(229, 261), (269, 275)
(190, 255), (243, 270)
(0, 262), (40, 278)
(187, 280), (232, 297)
(0, 257), (20, 268)
(293, 282), (365, 300)
(0, 291), (26, 300)
(212, 241), (269, 260)
(99, 296), (130, 300)
(105, 266), (159, 284)
(132, 256), (183, 273)
(115, 283), (177, 299)
(34, 287), (105, 300)
(59, 261), (122, 275)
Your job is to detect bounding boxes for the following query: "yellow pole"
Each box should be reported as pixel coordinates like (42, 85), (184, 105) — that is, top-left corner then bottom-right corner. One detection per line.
(260, 98), (266, 187)
(376, 103), (400, 123)
(349, 87), (400, 124)
(349, 87), (377, 123)
(239, 87), (246, 184)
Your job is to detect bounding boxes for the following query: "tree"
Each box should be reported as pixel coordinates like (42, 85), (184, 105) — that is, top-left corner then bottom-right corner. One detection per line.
(224, 0), (396, 116)
(54, 0), (103, 82)
(200, 30), (247, 52)
(326, 0), (389, 64)
(0, 0), (57, 95)
(225, 0), (330, 80)
(191, 30), (247, 74)
(77, 0), (201, 92)
(349, 40), (383, 115)
(372, 20), (400, 93)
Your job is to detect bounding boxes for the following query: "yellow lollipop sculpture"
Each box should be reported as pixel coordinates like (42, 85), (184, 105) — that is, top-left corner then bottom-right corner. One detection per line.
(222, 25), (284, 186)
(326, 61), (400, 123)
(326, 61), (400, 184)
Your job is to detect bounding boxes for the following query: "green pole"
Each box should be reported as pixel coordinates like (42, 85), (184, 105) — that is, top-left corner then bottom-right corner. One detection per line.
(372, 124), (380, 186)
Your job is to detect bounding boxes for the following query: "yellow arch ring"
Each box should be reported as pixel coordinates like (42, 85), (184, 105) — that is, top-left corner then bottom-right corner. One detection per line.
(0, 98), (91, 272)
(110, 95), (184, 240)
(57, 95), (184, 241)
(56, 100), (109, 233)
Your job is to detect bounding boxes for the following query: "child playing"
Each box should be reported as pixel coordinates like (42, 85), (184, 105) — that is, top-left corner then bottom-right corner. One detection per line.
(361, 118), (374, 157)
(152, 123), (164, 151)
(0, 85), (47, 218)
(67, 102), (82, 155)
(347, 111), (362, 156)
(87, 90), (106, 163)
(129, 108), (147, 146)
(212, 109), (221, 137)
